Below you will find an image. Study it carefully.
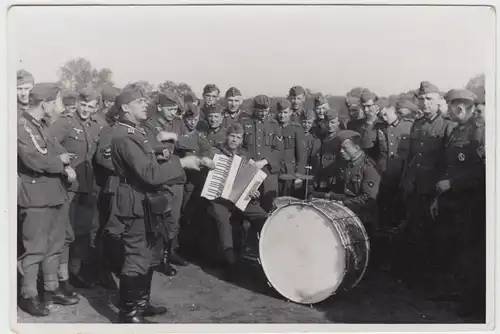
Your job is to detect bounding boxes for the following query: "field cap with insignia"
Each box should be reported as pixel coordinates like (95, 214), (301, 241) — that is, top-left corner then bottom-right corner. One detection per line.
(225, 87), (242, 98)
(78, 87), (99, 102)
(360, 89), (377, 103)
(345, 96), (361, 108)
(203, 103), (223, 115)
(445, 89), (477, 103)
(226, 122), (245, 135)
(253, 95), (271, 109)
(314, 94), (329, 107)
(30, 83), (60, 102)
(62, 90), (78, 106)
(184, 91), (198, 104)
(115, 87), (146, 109)
(203, 84), (220, 95)
(276, 98), (291, 111)
(416, 81), (440, 97)
(101, 84), (120, 102)
(289, 86), (306, 97)
(183, 103), (200, 118)
(336, 129), (361, 144)
(301, 109), (316, 120)
(324, 109), (339, 121)
(396, 99), (419, 112)
(17, 69), (35, 86)
(157, 90), (179, 107)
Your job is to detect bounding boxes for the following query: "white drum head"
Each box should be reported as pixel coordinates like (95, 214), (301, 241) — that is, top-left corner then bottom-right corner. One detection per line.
(259, 203), (346, 304)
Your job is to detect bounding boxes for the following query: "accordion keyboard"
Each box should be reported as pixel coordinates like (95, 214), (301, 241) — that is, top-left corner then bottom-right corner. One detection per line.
(202, 154), (233, 200)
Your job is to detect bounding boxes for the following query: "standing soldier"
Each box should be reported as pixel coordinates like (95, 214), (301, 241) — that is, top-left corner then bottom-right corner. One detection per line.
(241, 95), (283, 211)
(18, 83), (79, 316)
(316, 109), (342, 191)
(183, 91), (199, 107)
(203, 104), (227, 147)
(311, 93), (332, 140)
(275, 98), (305, 196)
(17, 70), (35, 119)
(395, 99), (420, 121)
(430, 89), (485, 318)
(221, 87), (250, 130)
(348, 89), (380, 159)
(471, 86), (485, 125)
(287, 85), (307, 123)
(60, 91), (78, 117)
(399, 81), (455, 286)
(103, 87), (211, 323)
(50, 87), (103, 289)
(93, 84), (120, 127)
(301, 109), (322, 183)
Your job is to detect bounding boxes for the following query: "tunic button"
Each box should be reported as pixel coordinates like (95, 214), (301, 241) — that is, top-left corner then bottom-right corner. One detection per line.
(417, 164), (420, 167)
(31, 180), (35, 184)
(390, 143), (393, 146)
(420, 143), (423, 146)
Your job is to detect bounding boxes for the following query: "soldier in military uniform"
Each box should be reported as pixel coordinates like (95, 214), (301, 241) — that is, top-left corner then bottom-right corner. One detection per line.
(275, 98), (305, 196)
(92, 84), (120, 128)
(348, 89), (380, 159)
(345, 95), (363, 127)
(395, 99), (420, 121)
(310, 130), (380, 232)
(241, 95), (283, 211)
(399, 81), (455, 285)
(50, 87), (103, 289)
(311, 94), (331, 140)
(430, 89), (485, 318)
(202, 104), (227, 147)
(103, 87), (211, 323)
(316, 109), (342, 191)
(301, 109), (322, 183)
(17, 70), (35, 119)
(60, 91), (78, 117)
(287, 85), (307, 123)
(18, 83), (80, 316)
(221, 87), (250, 130)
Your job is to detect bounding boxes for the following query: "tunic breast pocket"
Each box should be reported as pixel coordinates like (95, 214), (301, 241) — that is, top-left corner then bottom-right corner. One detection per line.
(244, 132), (253, 145)
(264, 133), (273, 146)
(284, 135), (295, 149)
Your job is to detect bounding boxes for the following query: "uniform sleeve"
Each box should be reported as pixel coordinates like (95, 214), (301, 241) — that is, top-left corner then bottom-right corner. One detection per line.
(197, 135), (214, 158)
(111, 135), (186, 186)
(374, 124), (387, 173)
(343, 164), (380, 207)
(18, 123), (65, 174)
(95, 126), (115, 172)
(266, 122), (284, 173)
(294, 126), (306, 174)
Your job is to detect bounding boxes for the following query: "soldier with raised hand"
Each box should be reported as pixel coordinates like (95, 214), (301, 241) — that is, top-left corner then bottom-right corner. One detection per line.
(17, 70), (35, 119)
(348, 89), (380, 159)
(399, 81), (455, 285)
(316, 109), (342, 190)
(311, 93), (332, 140)
(345, 95), (363, 124)
(221, 87), (250, 130)
(275, 98), (305, 196)
(429, 89), (485, 318)
(241, 95), (283, 211)
(50, 87), (103, 290)
(18, 83), (79, 316)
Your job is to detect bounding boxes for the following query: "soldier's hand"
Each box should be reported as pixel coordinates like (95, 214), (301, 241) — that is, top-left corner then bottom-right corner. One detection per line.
(249, 189), (260, 199)
(59, 153), (76, 165)
(156, 131), (178, 142)
(365, 105), (380, 123)
(255, 159), (268, 169)
(436, 180), (451, 194)
(157, 148), (171, 162)
(200, 157), (216, 170)
(430, 197), (439, 220)
(179, 155), (202, 171)
(294, 179), (303, 187)
(64, 166), (77, 183)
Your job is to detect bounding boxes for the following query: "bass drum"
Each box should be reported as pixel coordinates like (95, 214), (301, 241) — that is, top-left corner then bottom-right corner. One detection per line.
(258, 198), (370, 304)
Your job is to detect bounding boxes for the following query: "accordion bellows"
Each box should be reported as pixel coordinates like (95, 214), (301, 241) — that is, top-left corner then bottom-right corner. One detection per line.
(201, 154), (267, 211)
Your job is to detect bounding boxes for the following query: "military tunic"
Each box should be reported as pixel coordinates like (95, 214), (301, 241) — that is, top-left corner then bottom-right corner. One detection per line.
(316, 131), (341, 190)
(221, 108), (250, 131)
(18, 112), (69, 297)
(347, 118), (378, 158)
(278, 122), (306, 196)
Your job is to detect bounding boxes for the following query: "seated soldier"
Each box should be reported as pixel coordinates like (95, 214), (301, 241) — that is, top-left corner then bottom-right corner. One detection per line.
(310, 130), (381, 233)
(205, 123), (268, 282)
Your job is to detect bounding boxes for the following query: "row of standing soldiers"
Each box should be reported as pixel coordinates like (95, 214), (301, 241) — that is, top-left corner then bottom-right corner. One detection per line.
(16, 69), (486, 321)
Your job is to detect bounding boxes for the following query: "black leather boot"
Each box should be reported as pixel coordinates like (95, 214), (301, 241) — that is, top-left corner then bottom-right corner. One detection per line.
(59, 279), (78, 298)
(168, 239), (187, 266)
(222, 248), (240, 282)
(156, 251), (177, 277)
(118, 274), (154, 324)
(43, 288), (80, 306)
(18, 295), (50, 317)
(143, 269), (167, 317)
(98, 269), (118, 290)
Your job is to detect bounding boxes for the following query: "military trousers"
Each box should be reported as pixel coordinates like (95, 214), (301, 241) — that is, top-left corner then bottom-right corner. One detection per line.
(261, 172), (279, 212)
(377, 181), (406, 229)
(18, 205), (66, 298)
(165, 184), (183, 244)
(58, 200), (74, 280)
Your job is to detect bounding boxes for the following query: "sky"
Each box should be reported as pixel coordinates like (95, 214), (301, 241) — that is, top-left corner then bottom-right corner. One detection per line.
(9, 5), (494, 97)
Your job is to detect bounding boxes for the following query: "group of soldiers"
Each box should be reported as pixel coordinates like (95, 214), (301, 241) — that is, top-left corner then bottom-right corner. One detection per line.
(16, 68), (486, 323)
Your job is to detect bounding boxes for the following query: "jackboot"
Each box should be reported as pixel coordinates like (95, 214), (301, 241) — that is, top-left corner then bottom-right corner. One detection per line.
(155, 250), (177, 277)
(222, 248), (240, 282)
(43, 288), (80, 306)
(118, 274), (154, 323)
(143, 269), (167, 317)
(168, 239), (187, 266)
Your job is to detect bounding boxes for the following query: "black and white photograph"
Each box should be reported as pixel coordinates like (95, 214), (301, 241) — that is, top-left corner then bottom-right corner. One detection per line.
(5, 2), (497, 332)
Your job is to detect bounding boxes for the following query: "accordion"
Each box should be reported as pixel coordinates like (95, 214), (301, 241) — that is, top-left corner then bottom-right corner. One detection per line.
(201, 153), (267, 211)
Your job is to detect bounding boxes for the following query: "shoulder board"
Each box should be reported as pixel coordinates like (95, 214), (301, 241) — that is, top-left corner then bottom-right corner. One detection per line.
(363, 155), (377, 168)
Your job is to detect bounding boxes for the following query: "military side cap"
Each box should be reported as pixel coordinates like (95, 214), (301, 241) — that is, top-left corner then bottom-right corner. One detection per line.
(473, 87), (485, 105)
(203, 103), (223, 115)
(360, 89), (377, 103)
(253, 95), (271, 109)
(225, 87), (242, 98)
(345, 96), (360, 107)
(30, 83), (60, 102)
(184, 91), (198, 104)
(445, 89), (477, 103)
(324, 109), (339, 121)
(226, 122), (244, 135)
(157, 90), (179, 107)
(301, 109), (316, 120)
(417, 81), (440, 96)
(289, 86), (306, 97)
(115, 87), (146, 108)
(17, 69), (34, 85)
(203, 84), (220, 95)
(336, 130), (361, 143)
(78, 87), (99, 102)
(62, 91), (78, 106)
(314, 94), (328, 107)
(276, 97), (291, 111)
(183, 103), (200, 118)
(396, 99), (419, 112)
(376, 97), (390, 109)
(101, 84), (119, 102)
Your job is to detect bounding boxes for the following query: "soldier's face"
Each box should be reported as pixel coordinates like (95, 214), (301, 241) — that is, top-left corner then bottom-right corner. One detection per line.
(289, 94), (306, 110)
(418, 93), (440, 114)
(475, 104), (485, 122)
(159, 105), (178, 121)
(340, 139), (360, 161)
(207, 113), (223, 129)
(227, 133), (243, 150)
(254, 108), (269, 121)
(227, 96), (242, 112)
(327, 118), (340, 133)
(277, 108), (291, 123)
(362, 99), (376, 114)
(379, 107), (398, 125)
(449, 101), (471, 124)
(42, 94), (63, 123)
(17, 83), (33, 105)
(126, 97), (148, 121)
(314, 103), (329, 119)
(65, 104), (78, 115)
(78, 100), (98, 120)
(203, 91), (219, 106)
(348, 105), (363, 120)
(184, 116), (199, 131)
(302, 119), (314, 133)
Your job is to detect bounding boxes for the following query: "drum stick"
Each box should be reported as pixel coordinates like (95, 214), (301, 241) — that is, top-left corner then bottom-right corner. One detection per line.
(304, 165), (312, 200)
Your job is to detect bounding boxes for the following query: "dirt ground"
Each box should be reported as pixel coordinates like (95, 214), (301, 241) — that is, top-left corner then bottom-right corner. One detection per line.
(17, 257), (476, 324)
